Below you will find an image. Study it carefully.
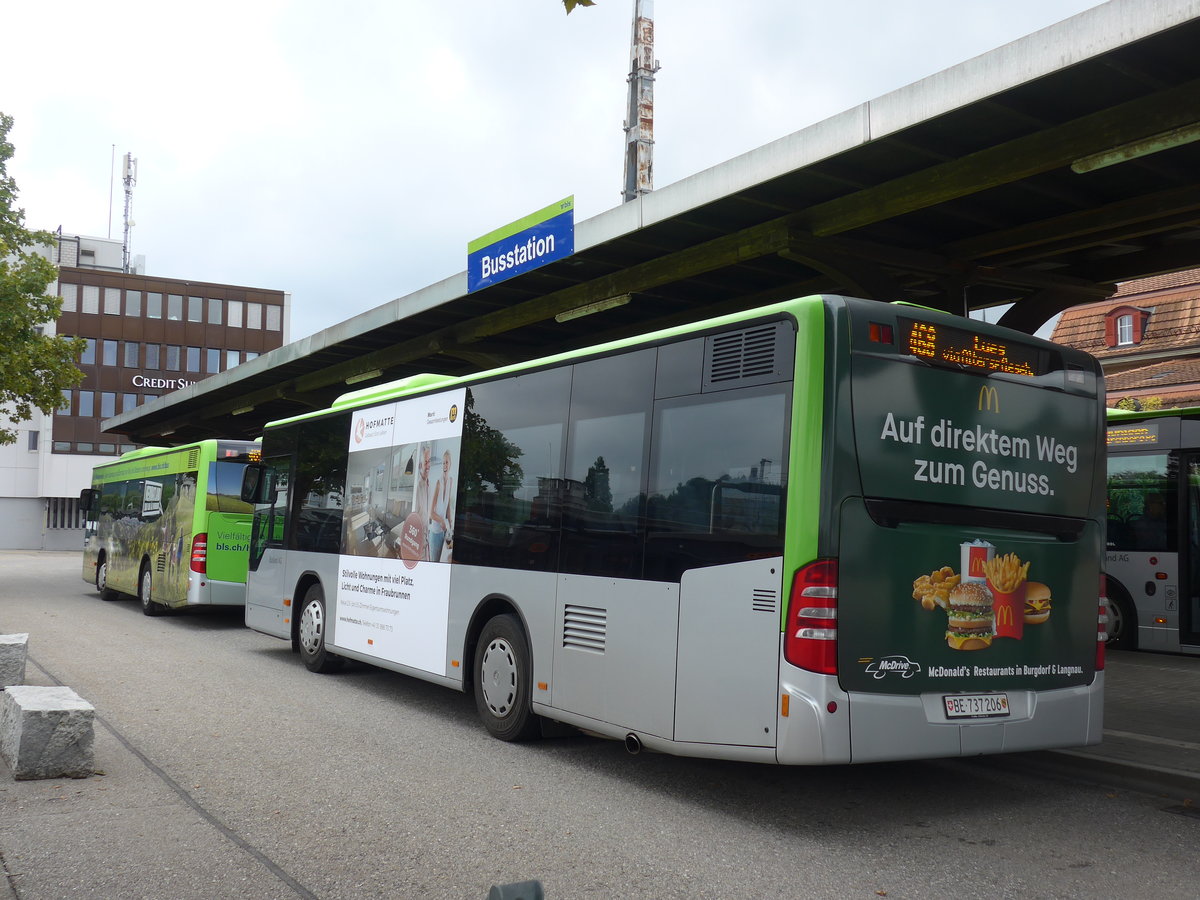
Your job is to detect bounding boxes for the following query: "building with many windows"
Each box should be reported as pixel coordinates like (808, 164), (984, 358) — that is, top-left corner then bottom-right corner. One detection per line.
(0, 233), (289, 549)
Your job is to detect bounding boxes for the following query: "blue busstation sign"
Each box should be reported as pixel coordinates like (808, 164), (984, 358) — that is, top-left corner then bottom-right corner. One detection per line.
(467, 196), (574, 293)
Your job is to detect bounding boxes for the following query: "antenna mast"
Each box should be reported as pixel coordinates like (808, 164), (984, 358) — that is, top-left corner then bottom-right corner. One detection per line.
(622, 0), (659, 203)
(122, 152), (137, 273)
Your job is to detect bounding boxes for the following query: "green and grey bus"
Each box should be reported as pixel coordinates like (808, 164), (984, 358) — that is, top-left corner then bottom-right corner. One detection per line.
(81, 440), (260, 615)
(240, 295), (1107, 764)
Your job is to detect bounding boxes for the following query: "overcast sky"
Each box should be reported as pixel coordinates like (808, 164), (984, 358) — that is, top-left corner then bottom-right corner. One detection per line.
(4, 0), (1102, 342)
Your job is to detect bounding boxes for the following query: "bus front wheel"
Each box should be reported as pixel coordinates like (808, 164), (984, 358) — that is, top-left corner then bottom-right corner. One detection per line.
(96, 555), (119, 601)
(298, 584), (344, 673)
(474, 614), (540, 742)
(1106, 591), (1137, 650)
(140, 564), (165, 617)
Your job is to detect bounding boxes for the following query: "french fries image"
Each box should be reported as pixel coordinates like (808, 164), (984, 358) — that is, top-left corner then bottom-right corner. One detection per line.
(982, 552), (1030, 594)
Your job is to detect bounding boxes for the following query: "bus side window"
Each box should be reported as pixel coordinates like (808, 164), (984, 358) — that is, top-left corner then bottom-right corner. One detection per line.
(645, 386), (788, 582)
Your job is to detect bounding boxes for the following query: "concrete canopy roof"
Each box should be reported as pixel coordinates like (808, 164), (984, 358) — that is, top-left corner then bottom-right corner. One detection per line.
(108, 0), (1200, 445)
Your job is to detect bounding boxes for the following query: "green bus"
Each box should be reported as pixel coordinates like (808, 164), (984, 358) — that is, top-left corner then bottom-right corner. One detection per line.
(241, 295), (1107, 764)
(81, 440), (260, 615)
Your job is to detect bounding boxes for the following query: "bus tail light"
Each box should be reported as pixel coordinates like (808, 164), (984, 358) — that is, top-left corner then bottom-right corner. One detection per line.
(1096, 574), (1107, 672)
(191, 533), (208, 574)
(784, 559), (838, 675)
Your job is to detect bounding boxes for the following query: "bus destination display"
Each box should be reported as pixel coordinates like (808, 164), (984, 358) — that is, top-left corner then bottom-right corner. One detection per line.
(899, 317), (1047, 377)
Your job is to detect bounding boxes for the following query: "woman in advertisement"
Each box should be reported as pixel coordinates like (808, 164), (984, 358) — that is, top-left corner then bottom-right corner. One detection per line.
(428, 448), (454, 562)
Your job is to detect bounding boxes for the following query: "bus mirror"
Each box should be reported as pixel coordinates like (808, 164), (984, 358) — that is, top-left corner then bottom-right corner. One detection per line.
(241, 464), (269, 504)
(78, 488), (99, 513)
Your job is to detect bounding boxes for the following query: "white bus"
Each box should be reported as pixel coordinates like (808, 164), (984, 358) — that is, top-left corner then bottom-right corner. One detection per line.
(1105, 405), (1200, 653)
(241, 296), (1107, 764)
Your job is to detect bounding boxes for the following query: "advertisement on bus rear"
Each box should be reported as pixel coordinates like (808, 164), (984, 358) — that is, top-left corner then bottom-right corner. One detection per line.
(332, 388), (466, 676)
(838, 358), (1102, 694)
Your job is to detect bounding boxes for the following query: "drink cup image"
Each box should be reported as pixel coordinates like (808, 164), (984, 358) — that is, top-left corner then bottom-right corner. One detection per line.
(960, 539), (995, 584)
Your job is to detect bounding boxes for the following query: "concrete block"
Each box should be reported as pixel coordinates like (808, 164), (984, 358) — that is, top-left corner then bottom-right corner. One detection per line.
(0, 633), (28, 686)
(0, 685), (95, 780)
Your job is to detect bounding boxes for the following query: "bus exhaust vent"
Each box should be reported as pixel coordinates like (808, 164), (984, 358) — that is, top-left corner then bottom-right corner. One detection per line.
(563, 604), (606, 654)
(187, 448), (200, 470)
(752, 588), (778, 614)
(703, 321), (793, 392)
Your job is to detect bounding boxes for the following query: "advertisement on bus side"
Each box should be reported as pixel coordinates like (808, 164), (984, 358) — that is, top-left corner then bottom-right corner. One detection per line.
(333, 388), (467, 676)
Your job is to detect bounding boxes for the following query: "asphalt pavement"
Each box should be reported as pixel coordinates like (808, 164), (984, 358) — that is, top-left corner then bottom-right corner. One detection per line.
(1, 553), (1198, 899)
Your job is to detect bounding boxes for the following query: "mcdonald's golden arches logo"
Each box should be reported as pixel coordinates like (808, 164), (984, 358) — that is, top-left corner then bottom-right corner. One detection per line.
(978, 385), (1000, 413)
(996, 604), (1016, 627)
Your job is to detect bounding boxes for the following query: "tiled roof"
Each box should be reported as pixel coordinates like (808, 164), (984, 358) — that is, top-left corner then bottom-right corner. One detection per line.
(1105, 358), (1200, 390)
(1050, 269), (1200, 359)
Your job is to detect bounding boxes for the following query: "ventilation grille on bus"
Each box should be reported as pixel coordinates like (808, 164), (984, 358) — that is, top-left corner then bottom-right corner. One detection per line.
(702, 321), (792, 392)
(562, 604), (607, 654)
(187, 448), (200, 470)
(156, 554), (166, 574)
(752, 588), (778, 615)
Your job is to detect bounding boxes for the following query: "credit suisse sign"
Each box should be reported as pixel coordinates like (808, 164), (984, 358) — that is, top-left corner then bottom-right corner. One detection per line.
(131, 375), (195, 390)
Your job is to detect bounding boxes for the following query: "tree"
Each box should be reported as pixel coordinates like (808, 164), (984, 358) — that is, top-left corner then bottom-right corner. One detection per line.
(563, 0), (597, 12)
(0, 112), (84, 445)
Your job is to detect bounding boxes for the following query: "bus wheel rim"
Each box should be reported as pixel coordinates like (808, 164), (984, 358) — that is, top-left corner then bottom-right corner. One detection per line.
(480, 638), (517, 718)
(1108, 601), (1124, 641)
(299, 600), (323, 653)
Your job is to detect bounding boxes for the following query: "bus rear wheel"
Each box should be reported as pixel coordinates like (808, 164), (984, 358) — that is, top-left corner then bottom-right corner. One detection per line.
(96, 556), (119, 601)
(474, 614), (541, 742)
(298, 583), (343, 673)
(140, 564), (165, 617)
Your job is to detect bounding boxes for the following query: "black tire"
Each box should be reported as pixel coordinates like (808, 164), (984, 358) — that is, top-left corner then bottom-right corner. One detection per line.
(297, 583), (344, 673)
(1106, 591), (1137, 650)
(139, 563), (165, 617)
(96, 555), (119, 601)
(474, 614), (541, 742)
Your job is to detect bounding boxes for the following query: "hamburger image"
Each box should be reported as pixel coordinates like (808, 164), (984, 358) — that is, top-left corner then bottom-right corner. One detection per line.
(946, 582), (994, 650)
(1024, 581), (1052, 624)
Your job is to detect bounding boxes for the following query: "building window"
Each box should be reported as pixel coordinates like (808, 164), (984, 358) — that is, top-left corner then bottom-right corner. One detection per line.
(146, 292), (163, 318)
(186, 346), (201, 372)
(124, 341), (140, 367)
(167, 294), (183, 321)
(208, 298), (222, 325)
(245, 350), (259, 362)
(100, 392), (116, 418)
(98, 443), (116, 454)
(104, 288), (121, 315)
(144, 394), (158, 403)
(58, 390), (72, 415)
(166, 345), (181, 371)
(102, 339), (118, 366)
(187, 296), (202, 322)
(80, 338), (96, 365)
(226, 349), (240, 369)
(228, 300), (243, 328)
(53, 441), (71, 452)
(145, 343), (161, 368)
(247, 302), (262, 329)
(1117, 314), (1134, 346)
(78, 391), (95, 417)
(60, 283), (78, 312)
(77, 442), (94, 453)
(266, 304), (282, 331)
(125, 291), (142, 317)
(122, 393), (138, 412)
(28, 430), (39, 451)
(82, 285), (100, 315)
(206, 348), (221, 374)
(120, 444), (135, 454)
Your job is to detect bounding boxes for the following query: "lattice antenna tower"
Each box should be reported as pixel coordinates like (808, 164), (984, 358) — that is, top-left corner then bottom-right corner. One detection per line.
(122, 152), (138, 273)
(622, 0), (660, 203)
